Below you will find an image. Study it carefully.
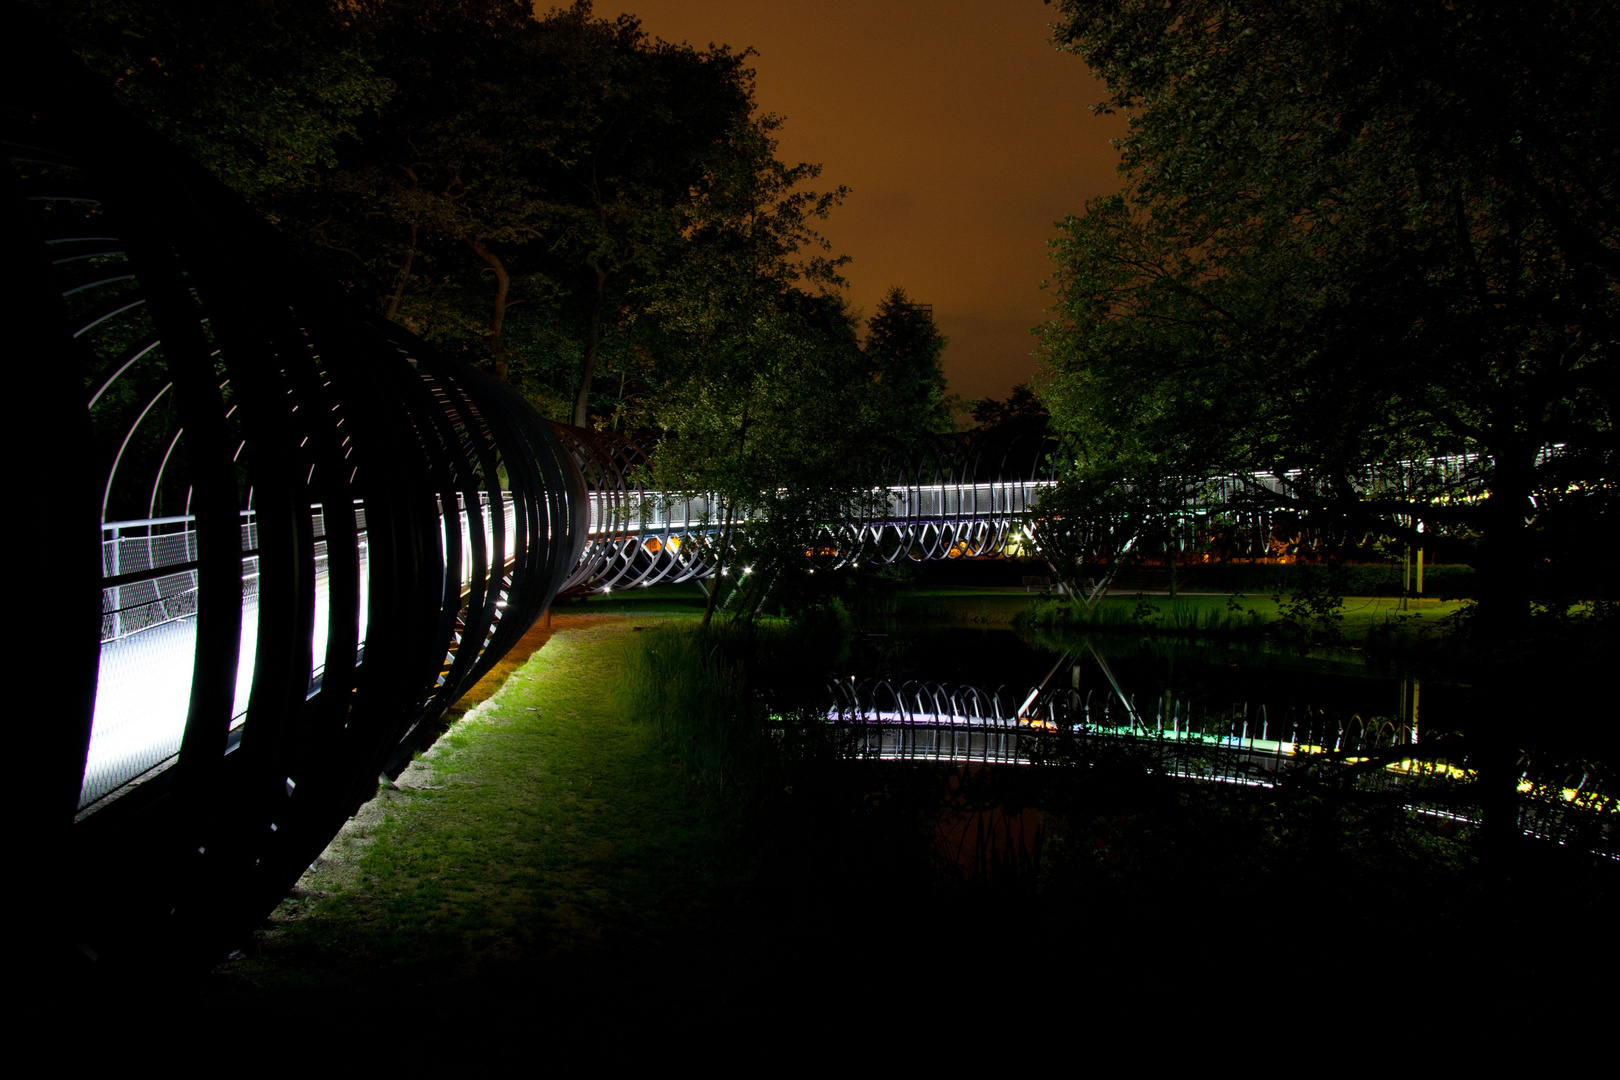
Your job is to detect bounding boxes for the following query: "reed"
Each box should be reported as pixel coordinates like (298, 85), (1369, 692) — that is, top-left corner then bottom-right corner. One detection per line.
(621, 619), (849, 791)
(1022, 594), (1266, 637)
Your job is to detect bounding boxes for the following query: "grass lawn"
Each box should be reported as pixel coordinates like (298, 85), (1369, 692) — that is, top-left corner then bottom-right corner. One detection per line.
(554, 579), (1471, 637)
(553, 582), (711, 616)
(1125, 590), (1467, 630)
(203, 613), (771, 1015)
(1025, 590), (1471, 644)
(890, 587), (1048, 624)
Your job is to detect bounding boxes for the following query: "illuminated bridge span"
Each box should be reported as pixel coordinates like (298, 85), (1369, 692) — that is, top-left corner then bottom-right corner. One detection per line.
(13, 51), (602, 964)
(509, 433), (1505, 593)
(85, 437), (1061, 814)
(561, 426), (1060, 590)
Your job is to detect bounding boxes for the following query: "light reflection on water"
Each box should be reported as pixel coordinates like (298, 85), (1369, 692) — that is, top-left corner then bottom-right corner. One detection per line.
(839, 624), (1453, 737)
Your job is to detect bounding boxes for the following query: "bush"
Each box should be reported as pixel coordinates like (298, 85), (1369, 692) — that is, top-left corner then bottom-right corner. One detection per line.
(1175, 561), (1479, 599)
(622, 620), (847, 788)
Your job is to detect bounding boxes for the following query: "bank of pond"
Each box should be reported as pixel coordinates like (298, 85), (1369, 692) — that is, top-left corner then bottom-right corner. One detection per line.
(209, 606), (1616, 1016)
(626, 604), (1616, 869)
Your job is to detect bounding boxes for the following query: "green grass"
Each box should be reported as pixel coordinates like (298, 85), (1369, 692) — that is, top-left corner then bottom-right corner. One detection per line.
(553, 582), (710, 615)
(204, 615), (754, 1012)
(623, 620), (802, 788)
(1022, 590), (1469, 645)
(878, 587), (1043, 625)
(619, 617), (884, 790)
(198, 613), (946, 1014)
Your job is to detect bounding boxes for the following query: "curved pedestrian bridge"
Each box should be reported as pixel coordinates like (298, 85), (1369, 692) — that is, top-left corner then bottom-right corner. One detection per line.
(9, 42), (1584, 969)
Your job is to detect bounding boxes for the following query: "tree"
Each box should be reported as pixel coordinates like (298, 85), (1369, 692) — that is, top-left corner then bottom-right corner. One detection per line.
(864, 287), (953, 443)
(1026, 472), (1145, 604)
(1039, 0), (1619, 850)
(30, 0), (392, 204)
(306, 2), (803, 425)
(44, 1), (844, 429)
(643, 287), (889, 627)
(971, 384), (1048, 437)
(1039, 0), (1617, 636)
(638, 296), (874, 628)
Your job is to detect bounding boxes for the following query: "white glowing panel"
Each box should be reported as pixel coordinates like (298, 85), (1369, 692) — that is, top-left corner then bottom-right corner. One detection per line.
(80, 531), (374, 811)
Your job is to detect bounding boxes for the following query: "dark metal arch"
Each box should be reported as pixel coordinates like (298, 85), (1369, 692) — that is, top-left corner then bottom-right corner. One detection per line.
(549, 425), (722, 593)
(8, 44), (590, 966)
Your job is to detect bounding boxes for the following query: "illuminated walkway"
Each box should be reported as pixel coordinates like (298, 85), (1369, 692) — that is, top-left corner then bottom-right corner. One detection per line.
(83, 474), (1049, 811)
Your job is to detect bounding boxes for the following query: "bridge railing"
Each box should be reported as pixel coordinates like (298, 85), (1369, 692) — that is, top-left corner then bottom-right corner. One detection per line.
(558, 444), (1538, 591)
(25, 38), (590, 953)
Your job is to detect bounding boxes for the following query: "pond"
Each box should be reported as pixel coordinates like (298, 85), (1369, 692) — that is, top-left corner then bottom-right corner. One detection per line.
(816, 621), (1612, 857)
(839, 623), (1460, 740)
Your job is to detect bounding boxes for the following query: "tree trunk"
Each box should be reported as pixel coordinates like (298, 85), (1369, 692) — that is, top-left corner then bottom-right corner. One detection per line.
(384, 164), (421, 321)
(738, 566), (778, 626)
(1167, 531), (1178, 599)
(468, 238), (510, 382)
(385, 220), (417, 321)
(1470, 442), (1538, 864)
(700, 569), (723, 627)
(700, 405), (750, 627)
(572, 262), (609, 427)
(700, 504), (735, 629)
(1045, 559), (1077, 602)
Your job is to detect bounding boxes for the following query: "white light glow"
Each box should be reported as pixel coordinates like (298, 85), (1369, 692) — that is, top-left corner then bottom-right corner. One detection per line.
(82, 527), (373, 811)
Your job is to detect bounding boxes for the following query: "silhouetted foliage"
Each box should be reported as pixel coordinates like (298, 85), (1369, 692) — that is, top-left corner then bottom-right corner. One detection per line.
(1040, 0), (1619, 850)
(1039, 0), (1618, 638)
(971, 383), (1047, 438)
(1026, 472), (1146, 603)
(864, 286), (953, 442)
(36, 0), (851, 429)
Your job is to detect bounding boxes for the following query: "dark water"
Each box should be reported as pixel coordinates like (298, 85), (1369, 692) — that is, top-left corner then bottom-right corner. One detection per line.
(842, 623), (1463, 737)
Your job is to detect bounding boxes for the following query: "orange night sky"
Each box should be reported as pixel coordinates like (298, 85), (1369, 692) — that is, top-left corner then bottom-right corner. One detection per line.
(614, 0), (1127, 404)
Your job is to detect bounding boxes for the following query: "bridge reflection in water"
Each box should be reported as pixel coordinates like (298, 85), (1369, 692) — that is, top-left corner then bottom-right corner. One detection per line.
(826, 659), (1616, 860)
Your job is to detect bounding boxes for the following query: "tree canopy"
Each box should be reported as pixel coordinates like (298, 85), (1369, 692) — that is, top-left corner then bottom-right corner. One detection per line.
(32, 0), (393, 203)
(643, 283), (910, 623)
(1038, 0), (1617, 630)
(41, 0), (853, 429)
(864, 287), (953, 441)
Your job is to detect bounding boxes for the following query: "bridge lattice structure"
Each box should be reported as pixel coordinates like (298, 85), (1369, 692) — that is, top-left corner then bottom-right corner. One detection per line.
(84, 433), (1501, 824)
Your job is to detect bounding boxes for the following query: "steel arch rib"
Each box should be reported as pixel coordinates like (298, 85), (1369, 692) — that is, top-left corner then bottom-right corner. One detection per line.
(9, 44), (592, 965)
